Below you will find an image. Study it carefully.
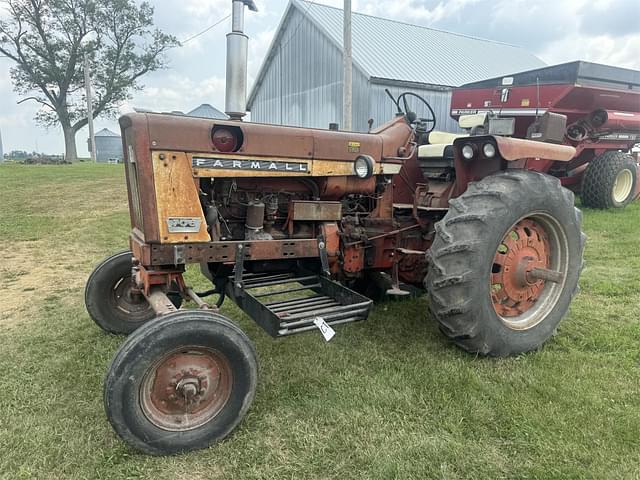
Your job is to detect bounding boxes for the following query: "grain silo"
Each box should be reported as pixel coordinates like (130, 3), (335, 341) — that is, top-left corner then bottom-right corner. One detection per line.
(91, 128), (123, 162)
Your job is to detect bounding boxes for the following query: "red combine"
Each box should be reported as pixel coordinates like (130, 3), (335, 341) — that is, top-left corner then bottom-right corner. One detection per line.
(450, 61), (640, 208)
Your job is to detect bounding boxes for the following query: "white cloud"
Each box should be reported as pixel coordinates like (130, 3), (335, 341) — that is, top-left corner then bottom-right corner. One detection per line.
(131, 74), (227, 113)
(182, 0), (229, 18)
(540, 33), (640, 70)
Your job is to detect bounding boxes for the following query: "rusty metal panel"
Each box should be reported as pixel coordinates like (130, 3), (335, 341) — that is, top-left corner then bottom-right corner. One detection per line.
(292, 201), (342, 221)
(141, 238), (320, 266)
(144, 111), (385, 163)
(144, 112), (315, 158)
(492, 136), (576, 161)
(152, 151), (210, 243)
(120, 114), (160, 242)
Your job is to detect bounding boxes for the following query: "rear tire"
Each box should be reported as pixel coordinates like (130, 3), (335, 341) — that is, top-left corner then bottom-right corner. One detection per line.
(426, 170), (585, 356)
(104, 310), (258, 455)
(581, 151), (637, 208)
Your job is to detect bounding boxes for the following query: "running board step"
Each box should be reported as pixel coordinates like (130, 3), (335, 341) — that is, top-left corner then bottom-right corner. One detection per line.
(229, 272), (373, 337)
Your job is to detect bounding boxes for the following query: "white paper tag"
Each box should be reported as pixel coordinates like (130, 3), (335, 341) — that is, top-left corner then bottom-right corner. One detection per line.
(313, 317), (336, 342)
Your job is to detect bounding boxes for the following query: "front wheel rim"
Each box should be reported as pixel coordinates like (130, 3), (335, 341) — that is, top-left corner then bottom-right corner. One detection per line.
(111, 275), (151, 318)
(612, 169), (634, 204)
(490, 213), (569, 330)
(140, 346), (233, 431)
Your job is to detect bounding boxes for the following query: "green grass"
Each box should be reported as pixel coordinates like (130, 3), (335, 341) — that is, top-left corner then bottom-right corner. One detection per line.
(1, 163), (639, 479)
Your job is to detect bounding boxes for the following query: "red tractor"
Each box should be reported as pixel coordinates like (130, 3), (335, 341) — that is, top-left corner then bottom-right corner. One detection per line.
(85, 91), (585, 454)
(449, 61), (640, 209)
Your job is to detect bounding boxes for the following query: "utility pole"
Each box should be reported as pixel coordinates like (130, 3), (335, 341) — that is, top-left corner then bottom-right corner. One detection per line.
(84, 53), (97, 162)
(342, 0), (352, 131)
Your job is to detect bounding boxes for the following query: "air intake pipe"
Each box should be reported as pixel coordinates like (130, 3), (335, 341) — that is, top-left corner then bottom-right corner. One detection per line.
(225, 0), (257, 120)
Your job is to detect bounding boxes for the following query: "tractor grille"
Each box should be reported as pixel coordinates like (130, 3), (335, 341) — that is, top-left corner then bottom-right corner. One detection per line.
(125, 149), (144, 230)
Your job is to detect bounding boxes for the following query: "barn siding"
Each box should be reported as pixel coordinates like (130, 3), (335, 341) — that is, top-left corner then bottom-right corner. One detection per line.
(251, 9), (345, 130)
(249, 8), (460, 133)
(369, 82), (461, 133)
(250, 10), (375, 132)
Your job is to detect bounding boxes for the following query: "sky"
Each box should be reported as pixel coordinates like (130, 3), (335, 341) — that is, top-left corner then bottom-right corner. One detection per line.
(0, 0), (638, 156)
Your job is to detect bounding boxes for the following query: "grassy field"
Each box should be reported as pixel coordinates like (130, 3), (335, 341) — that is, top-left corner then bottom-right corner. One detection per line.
(0, 163), (639, 479)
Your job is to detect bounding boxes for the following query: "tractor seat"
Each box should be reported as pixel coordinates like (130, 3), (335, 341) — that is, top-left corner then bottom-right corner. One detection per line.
(417, 130), (469, 182)
(429, 130), (468, 145)
(418, 131), (468, 158)
(417, 114), (485, 162)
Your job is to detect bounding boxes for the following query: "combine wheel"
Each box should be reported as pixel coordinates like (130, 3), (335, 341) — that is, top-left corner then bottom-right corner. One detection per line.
(85, 251), (181, 335)
(581, 151), (637, 208)
(426, 170), (585, 356)
(104, 310), (258, 455)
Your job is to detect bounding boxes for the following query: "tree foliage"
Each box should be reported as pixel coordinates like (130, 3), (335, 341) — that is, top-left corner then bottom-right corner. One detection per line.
(0, 0), (178, 158)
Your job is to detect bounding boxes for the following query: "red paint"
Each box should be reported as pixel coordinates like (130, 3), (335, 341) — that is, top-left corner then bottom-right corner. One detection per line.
(450, 81), (640, 192)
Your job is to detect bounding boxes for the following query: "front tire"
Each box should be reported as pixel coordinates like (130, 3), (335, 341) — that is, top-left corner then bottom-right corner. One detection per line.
(104, 310), (258, 455)
(85, 251), (182, 334)
(85, 251), (156, 334)
(426, 170), (585, 356)
(581, 151), (637, 209)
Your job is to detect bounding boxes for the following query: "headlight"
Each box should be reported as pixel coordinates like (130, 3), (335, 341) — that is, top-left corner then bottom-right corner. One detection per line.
(354, 155), (374, 178)
(461, 144), (476, 160)
(483, 142), (496, 158)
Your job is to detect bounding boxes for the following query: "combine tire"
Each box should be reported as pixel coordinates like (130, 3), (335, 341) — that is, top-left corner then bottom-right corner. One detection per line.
(426, 170), (585, 356)
(104, 310), (258, 455)
(85, 251), (181, 335)
(581, 151), (637, 209)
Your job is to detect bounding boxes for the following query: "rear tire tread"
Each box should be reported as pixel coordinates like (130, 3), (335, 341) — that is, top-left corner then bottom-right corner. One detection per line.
(426, 170), (585, 356)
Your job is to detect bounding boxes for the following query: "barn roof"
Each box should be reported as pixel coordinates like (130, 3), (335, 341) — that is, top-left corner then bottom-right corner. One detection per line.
(248, 0), (545, 106)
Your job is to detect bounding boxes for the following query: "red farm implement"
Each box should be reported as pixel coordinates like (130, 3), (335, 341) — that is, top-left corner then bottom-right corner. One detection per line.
(450, 61), (640, 208)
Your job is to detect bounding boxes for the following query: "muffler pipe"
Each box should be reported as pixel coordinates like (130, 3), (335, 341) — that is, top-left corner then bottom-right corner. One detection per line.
(225, 0), (257, 120)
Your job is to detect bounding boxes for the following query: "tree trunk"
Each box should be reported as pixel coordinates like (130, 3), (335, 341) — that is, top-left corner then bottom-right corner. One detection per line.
(62, 124), (78, 162)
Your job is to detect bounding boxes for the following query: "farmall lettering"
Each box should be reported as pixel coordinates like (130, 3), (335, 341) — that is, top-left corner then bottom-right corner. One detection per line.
(192, 157), (308, 173)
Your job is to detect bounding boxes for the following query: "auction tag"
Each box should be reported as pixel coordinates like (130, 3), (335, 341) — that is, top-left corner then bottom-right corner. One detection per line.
(313, 317), (336, 342)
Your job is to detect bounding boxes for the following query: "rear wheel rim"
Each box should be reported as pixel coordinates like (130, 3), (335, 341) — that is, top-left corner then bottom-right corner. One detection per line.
(490, 213), (569, 330)
(140, 346), (233, 431)
(612, 168), (633, 204)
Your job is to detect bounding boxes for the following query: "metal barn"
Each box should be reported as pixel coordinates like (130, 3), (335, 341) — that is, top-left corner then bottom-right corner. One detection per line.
(247, 0), (546, 132)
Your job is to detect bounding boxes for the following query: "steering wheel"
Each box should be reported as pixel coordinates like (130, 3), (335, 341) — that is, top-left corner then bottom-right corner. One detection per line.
(397, 92), (437, 134)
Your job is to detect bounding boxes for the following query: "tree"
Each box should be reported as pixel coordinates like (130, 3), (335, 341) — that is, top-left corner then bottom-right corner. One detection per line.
(0, 0), (178, 160)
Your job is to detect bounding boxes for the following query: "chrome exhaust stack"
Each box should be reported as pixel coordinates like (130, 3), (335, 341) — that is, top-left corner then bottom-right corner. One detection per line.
(225, 0), (257, 120)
